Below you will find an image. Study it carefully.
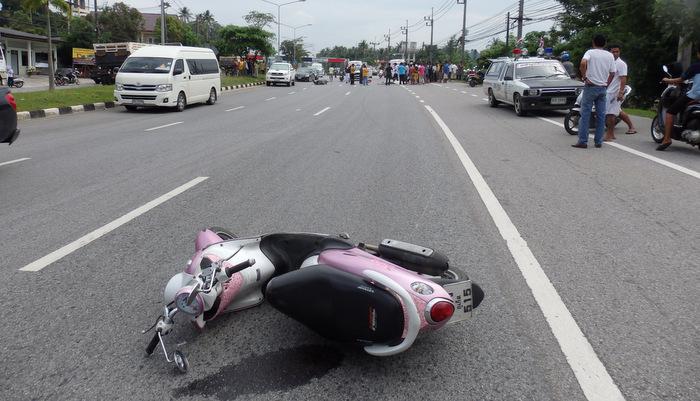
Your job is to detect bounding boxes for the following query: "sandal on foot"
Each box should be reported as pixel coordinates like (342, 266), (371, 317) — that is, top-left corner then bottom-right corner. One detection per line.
(625, 130), (637, 134)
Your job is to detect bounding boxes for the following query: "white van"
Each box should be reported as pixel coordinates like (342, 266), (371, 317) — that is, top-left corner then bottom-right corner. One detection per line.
(114, 45), (221, 112)
(0, 45), (7, 82)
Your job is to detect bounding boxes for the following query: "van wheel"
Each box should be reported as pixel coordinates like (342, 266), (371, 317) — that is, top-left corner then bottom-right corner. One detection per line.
(176, 92), (186, 112)
(124, 105), (137, 112)
(206, 88), (217, 105)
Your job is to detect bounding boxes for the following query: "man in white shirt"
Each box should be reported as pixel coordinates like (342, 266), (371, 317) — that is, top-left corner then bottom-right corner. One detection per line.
(604, 45), (636, 141)
(572, 34), (616, 148)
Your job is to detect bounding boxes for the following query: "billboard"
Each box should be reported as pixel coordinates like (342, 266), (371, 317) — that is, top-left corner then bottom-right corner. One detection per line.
(72, 47), (95, 65)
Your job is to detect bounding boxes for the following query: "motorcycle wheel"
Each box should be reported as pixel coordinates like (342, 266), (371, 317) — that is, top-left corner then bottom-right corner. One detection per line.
(209, 226), (238, 240)
(564, 111), (580, 135)
(469, 80), (476, 87)
(650, 115), (664, 143)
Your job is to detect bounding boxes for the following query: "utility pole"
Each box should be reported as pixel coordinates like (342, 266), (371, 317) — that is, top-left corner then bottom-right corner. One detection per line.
(160, 0), (166, 44)
(458, 0), (467, 63)
(516, 0), (524, 40)
(401, 20), (408, 61)
(384, 29), (391, 58)
(505, 12), (510, 49)
(94, 0), (98, 40)
(424, 7), (434, 64)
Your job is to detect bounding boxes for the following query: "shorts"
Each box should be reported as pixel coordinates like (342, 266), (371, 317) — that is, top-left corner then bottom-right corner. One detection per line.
(606, 92), (622, 116)
(667, 95), (692, 115)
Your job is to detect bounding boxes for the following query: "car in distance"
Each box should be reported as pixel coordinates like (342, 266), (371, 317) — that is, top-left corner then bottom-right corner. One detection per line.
(267, 62), (295, 87)
(0, 87), (20, 146)
(483, 57), (583, 116)
(295, 67), (317, 82)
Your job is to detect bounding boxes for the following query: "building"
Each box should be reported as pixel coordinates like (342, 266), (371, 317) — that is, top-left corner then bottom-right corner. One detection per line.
(70, 0), (90, 17)
(139, 13), (178, 45)
(0, 27), (61, 76)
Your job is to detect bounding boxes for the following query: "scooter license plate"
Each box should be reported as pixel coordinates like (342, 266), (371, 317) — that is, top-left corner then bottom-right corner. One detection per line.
(551, 97), (566, 105)
(443, 280), (473, 323)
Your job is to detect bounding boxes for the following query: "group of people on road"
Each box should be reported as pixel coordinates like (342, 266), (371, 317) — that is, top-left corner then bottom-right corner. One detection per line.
(378, 61), (465, 86)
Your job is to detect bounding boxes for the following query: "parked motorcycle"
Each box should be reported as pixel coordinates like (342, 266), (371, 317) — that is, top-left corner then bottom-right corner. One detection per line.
(651, 65), (700, 148)
(467, 72), (483, 87)
(8, 77), (24, 88)
(564, 85), (632, 135)
(144, 229), (484, 373)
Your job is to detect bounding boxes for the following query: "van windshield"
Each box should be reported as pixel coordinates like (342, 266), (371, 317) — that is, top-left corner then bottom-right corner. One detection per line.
(120, 57), (174, 74)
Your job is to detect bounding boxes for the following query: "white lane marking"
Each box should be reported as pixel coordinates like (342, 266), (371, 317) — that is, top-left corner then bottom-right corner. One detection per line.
(420, 100), (425, 103)
(225, 106), (245, 112)
(303, 88), (307, 91)
(461, 91), (467, 94)
(345, 91), (351, 96)
(20, 177), (209, 272)
(537, 117), (700, 180)
(0, 157), (30, 167)
(338, 84), (342, 87)
(452, 89), (458, 91)
(431, 83), (443, 87)
(288, 91), (296, 95)
(425, 105), (625, 401)
(265, 97), (276, 101)
(415, 96), (420, 98)
(144, 121), (183, 132)
(296, 108), (301, 111)
(471, 94), (478, 97)
(482, 98), (488, 101)
(313, 107), (331, 116)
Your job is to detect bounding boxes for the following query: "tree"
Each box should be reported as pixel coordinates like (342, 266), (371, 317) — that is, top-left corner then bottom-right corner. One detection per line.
(216, 25), (274, 57)
(21, 0), (68, 91)
(97, 2), (143, 42)
(280, 38), (308, 63)
(243, 10), (275, 29)
(154, 15), (200, 46)
(178, 6), (191, 23)
(201, 10), (214, 42)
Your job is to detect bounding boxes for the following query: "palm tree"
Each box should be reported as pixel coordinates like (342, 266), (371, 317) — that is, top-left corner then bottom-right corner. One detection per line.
(178, 6), (191, 23)
(21, 0), (69, 91)
(202, 10), (214, 42)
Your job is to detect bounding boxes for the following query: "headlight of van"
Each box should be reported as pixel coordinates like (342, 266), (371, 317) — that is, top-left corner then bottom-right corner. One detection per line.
(155, 84), (172, 92)
(115, 83), (123, 91)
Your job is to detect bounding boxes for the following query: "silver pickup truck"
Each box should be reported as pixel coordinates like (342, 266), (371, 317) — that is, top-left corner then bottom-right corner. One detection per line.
(483, 57), (583, 116)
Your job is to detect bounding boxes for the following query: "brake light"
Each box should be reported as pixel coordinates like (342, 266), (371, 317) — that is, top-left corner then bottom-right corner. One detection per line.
(5, 93), (17, 111)
(427, 300), (454, 324)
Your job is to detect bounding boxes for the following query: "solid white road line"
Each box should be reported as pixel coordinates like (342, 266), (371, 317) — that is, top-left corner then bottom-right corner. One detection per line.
(425, 105), (625, 401)
(313, 107), (331, 116)
(0, 157), (30, 167)
(144, 121), (183, 132)
(225, 106), (245, 112)
(265, 97), (276, 101)
(20, 177), (209, 272)
(537, 117), (700, 180)
(345, 91), (351, 96)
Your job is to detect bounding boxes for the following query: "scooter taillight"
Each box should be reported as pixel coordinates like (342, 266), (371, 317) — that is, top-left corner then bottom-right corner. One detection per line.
(5, 93), (17, 111)
(427, 300), (455, 324)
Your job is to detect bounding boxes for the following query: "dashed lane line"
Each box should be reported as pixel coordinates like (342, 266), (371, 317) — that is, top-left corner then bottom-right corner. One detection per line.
(225, 106), (245, 112)
(0, 157), (30, 167)
(313, 107), (331, 116)
(425, 105), (625, 401)
(537, 117), (700, 180)
(144, 121), (183, 132)
(264, 97), (276, 101)
(288, 91), (296, 95)
(345, 91), (351, 96)
(19, 177), (209, 272)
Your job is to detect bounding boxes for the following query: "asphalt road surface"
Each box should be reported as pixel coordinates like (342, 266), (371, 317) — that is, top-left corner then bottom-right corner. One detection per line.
(0, 78), (698, 401)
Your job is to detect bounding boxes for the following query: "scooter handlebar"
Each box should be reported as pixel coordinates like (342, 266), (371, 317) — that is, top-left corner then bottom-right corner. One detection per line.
(225, 258), (256, 277)
(145, 333), (160, 355)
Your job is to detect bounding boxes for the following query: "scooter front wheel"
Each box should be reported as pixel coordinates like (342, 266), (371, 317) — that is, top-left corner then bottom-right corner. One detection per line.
(650, 115), (664, 143)
(173, 350), (189, 373)
(564, 110), (580, 135)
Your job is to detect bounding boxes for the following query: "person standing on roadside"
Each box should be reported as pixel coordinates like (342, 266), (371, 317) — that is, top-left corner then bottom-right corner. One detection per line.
(572, 34), (616, 149)
(442, 62), (451, 82)
(385, 63), (392, 85)
(419, 63), (426, 84)
(6, 65), (14, 87)
(603, 44), (636, 141)
(398, 62), (407, 84)
(361, 63), (369, 85)
(349, 63), (356, 85)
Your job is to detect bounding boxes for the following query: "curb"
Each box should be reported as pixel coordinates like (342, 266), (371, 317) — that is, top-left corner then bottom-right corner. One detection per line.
(16, 81), (265, 121)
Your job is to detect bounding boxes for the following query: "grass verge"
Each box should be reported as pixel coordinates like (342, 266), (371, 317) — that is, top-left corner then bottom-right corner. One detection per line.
(623, 108), (656, 119)
(14, 85), (115, 112)
(14, 75), (264, 112)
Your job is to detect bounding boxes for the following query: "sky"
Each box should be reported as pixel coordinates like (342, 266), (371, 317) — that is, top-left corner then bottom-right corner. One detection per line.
(114, 0), (562, 53)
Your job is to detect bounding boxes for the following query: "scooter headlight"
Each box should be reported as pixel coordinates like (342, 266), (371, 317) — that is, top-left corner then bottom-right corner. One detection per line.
(174, 288), (204, 316)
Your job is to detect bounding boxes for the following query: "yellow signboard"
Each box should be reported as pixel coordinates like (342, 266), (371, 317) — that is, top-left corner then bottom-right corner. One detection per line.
(72, 48), (94, 59)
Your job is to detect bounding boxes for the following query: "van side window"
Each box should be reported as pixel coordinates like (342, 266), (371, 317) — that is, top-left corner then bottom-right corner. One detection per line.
(486, 62), (503, 78)
(186, 59), (199, 75)
(173, 59), (183, 73)
(198, 59), (219, 74)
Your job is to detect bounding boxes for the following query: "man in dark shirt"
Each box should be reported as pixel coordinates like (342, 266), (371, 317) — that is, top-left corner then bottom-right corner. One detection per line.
(658, 49), (700, 150)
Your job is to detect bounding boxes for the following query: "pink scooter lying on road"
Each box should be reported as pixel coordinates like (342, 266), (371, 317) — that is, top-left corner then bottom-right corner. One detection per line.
(144, 228), (484, 373)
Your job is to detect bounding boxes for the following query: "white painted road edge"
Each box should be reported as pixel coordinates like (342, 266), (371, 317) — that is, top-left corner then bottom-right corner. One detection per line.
(225, 106), (245, 112)
(0, 157), (30, 167)
(425, 105), (625, 401)
(314, 107), (331, 116)
(144, 121), (183, 132)
(20, 177), (209, 272)
(536, 117), (700, 180)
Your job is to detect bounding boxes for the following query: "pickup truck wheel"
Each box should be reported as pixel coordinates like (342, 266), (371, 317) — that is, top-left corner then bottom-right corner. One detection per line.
(206, 88), (217, 105)
(266, 81), (271, 86)
(176, 92), (186, 112)
(514, 93), (527, 116)
(488, 89), (498, 107)
(124, 105), (137, 112)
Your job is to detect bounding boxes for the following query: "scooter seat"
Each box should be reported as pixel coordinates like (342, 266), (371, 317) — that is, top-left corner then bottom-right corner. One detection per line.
(266, 264), (405, 344)
(260, 233), (354, 275)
